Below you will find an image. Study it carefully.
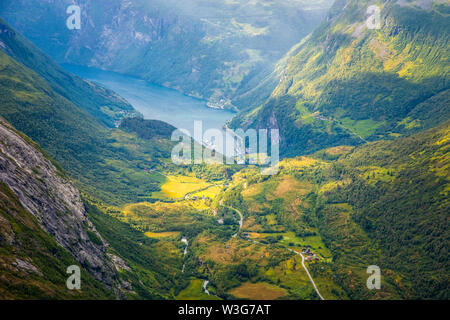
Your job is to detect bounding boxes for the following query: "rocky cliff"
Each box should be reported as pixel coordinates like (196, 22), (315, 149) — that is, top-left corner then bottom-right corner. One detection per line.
(0, 117), (121, 297)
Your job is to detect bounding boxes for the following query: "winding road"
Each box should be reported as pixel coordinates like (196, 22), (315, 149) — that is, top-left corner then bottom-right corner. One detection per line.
(219, 200), (325, 300)
(219, 200), (243, 237)
(288, 248), (324, 300)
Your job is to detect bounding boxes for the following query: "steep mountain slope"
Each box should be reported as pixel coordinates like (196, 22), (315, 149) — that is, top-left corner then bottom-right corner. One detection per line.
(232, 0), (449, 157)
(316, 121), (449, 299)
(0, 117), (118, 299)
(0, 25), (189, 299)
(0, 19), (133, 127)
(0, 117), (186, 300)
(0, 20), (174, 205)
(0, 0), (332, 109)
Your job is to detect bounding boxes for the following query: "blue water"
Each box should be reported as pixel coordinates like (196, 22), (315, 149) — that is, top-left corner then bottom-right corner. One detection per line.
(62, 64), (236, 137)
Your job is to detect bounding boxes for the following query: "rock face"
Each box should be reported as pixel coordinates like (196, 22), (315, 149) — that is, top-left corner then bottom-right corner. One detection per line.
(0, 118), (119, 294)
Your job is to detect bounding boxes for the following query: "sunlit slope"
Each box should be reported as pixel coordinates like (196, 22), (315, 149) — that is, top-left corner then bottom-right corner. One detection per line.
(321, 121), (449, 299)
(227, 121), (449, 299)
(233, 0), (449, 156)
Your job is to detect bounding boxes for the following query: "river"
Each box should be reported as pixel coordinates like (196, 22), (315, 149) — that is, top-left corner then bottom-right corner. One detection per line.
(62, 64), (238, 156)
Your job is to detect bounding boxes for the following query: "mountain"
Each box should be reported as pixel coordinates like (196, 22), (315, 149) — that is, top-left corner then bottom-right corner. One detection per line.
(0, 18), (175, 205)
(230, 121), (449, 299)
(0, 1), (448, 301)
(317, 121), (449, 299)
(0, 22), (190, 300)
(0, 0), (333, 110)
(0, 19), (133, 127)
(232, 0), (450, 157)
(0, 116), (188, 300)
(0, 117), (119, 299)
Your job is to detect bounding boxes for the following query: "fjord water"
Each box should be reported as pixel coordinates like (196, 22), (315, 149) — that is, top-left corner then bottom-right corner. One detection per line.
(62, 64), (236, 150)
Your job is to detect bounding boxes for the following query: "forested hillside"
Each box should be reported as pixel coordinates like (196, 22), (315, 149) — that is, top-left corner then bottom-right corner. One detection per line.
(232, 0), (450, 157)
(0, 22), (194, 300)
(0, 19), (175, 205)
(120, 118), (176, 140)
(0, 1), (447, 301)
(0, 0), (332, 110)
(0, 19), (133, 127)
(228, 122), (449, 299)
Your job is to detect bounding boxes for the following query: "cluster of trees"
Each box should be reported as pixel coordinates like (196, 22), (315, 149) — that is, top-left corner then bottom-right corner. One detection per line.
(120, 117), (176, 140)
(318, 123), (449, 299)
(86, 202), (189, 299)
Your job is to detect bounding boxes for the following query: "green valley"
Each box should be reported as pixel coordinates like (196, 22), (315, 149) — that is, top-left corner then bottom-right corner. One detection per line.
(0, 0), (448, 302)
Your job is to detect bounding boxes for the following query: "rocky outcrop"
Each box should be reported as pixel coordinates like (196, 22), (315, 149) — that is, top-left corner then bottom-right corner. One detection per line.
(0, 118), (120, 296)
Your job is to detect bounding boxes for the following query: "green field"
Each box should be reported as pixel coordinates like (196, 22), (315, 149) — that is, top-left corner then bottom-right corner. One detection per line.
(177, 280), (221, 300)
(279, 232), (331, 259)
(152, 175), (213, 200)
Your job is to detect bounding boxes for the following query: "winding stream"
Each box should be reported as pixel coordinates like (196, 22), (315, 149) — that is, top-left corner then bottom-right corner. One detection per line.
(181, 237), (189, 273)
(202, 280), (211, 295)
